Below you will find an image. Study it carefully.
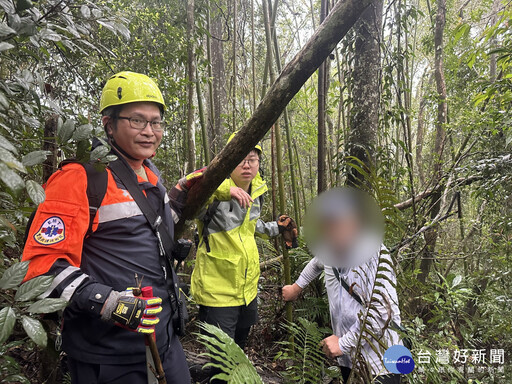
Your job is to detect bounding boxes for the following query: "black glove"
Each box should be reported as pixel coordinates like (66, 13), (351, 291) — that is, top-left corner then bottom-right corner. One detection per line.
(101, 289), (162, 334)
(172, 238), (193, 263)
(278, 214), (299, 249)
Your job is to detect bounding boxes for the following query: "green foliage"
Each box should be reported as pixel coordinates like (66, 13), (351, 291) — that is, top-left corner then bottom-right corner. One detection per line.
(0, 261), (67, 382)
(196, 322), (263, 384)
(0, 261), (28, 290)
(0, 307), (16, 344)
(20, 315), (46, 347)
(288, 245), (331, 326)
(0, 339), (31, 384)
(0, 0), (508, 381)
(276, 317), (338, 384)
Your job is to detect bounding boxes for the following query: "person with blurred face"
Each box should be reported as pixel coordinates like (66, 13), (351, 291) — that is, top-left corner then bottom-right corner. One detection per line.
(189, 132), (297, 383)
(282, 188), (403, 384)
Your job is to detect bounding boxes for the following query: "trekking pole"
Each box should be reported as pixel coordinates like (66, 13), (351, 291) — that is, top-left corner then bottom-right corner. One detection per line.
(133, 285), (167, 384)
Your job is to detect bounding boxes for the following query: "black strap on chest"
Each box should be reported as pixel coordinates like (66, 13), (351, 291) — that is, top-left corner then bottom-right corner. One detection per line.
(201, 200), (221, 253)
(108, 158), (181, 320)
(332, 267), (363, 305)
(331, 266), (410, 347)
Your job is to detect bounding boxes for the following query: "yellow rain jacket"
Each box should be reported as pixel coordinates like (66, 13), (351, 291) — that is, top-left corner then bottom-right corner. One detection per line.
(191, 173), (279, 307)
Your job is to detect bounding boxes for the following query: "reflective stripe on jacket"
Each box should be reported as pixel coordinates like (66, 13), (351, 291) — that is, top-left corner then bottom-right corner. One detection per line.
(191, 173), (279, 307)
(22, 159), (185, 364)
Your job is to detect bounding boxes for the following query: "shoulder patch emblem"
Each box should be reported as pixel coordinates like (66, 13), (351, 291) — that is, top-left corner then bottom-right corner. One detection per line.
(34, 216), (65, 245)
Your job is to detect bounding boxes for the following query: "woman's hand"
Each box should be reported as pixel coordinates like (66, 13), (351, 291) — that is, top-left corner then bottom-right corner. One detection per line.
(282, 283), (303, 302)
(230, 187), (253, 208)
(321, 335), (343, 359)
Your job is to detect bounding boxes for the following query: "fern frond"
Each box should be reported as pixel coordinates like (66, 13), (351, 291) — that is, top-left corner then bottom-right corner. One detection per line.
(277, 317), (338, 384)
(196, 322), (263, 384)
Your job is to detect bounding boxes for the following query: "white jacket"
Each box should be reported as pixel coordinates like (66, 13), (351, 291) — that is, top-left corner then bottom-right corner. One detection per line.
(295, 248), (402, 376)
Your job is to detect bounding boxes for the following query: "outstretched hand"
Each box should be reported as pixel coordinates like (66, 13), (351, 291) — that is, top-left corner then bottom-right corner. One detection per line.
(178, 167), (207, 191)
(230, 186), (253, 208)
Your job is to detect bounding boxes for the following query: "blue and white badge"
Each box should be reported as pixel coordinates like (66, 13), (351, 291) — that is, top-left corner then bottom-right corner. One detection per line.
(383, 345), (415, 374)
(34, 216), (65, 245)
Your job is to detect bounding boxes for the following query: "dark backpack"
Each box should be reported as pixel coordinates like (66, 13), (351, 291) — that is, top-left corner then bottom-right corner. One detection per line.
(23, 161), (108, 246)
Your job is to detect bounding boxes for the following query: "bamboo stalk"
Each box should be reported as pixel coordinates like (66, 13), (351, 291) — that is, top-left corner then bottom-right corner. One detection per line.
(262, 0), (292, 322)
(206, 6), (216, 156)
(196, 66), (210, 164)
(269, 0), (301, 227)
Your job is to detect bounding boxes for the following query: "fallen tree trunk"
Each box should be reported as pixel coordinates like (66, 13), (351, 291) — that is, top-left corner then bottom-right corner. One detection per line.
(394, 175), (483, 211)
(260, 255), (283, 270)
(176, 0), (375, 234)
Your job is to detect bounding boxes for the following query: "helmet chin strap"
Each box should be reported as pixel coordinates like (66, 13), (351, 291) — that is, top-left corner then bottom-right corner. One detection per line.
(105, 122), (152, 162)
(108, 137), (140, 162)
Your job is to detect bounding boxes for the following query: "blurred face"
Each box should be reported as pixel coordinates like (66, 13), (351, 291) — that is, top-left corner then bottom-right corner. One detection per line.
(103, 102), (163, 163)
(304, 187), (384, 268)
(321, 214), (361, 256)
(230, 150), (260, 187)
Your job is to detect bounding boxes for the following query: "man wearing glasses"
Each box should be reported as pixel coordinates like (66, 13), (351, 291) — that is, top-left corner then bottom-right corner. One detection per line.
(22, 72), (192, 383)
(189, 132), (297, 382)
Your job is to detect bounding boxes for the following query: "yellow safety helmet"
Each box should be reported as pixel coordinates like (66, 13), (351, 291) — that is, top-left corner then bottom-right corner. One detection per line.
(228, 132), (262, 154)
(99, 71), (166, 113)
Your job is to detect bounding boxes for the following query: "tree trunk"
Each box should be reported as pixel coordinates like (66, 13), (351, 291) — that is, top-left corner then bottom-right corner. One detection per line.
(294, 139), (308, 211)
(262, 0), (292, 322)
(42, 114), (58, 182)
(418, 0), (447, 284)
(206, 6), (216, 159)
(335, 48), (346, 186)
(317, 0), (329, 193)
(415, 70), (432, 187)
(251, 0), (256, 111)
(175, 0), (376, 234)
(231, 0), (237, 132)
(270, 127), (278, 222)
(185, 0), (196, 173)
(489, 0), (499, 83)
(346, 0), (383, 187)
(395, 0), (417, 227)
(210, 5), (227, 152)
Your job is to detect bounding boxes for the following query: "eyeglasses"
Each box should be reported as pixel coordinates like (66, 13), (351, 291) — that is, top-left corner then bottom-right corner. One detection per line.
(117, 116), (166, 132)
(238, 158), (259, 168)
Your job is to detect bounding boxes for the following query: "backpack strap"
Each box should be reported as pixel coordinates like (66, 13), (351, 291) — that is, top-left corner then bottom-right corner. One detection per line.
(108, 156), (186, 335)
(59, 159), (108, 236)
(332, 266), (410, 347)
(201, 200), (221, 253)
(82, 163), (108, 236)
(332, 267), (364, 305)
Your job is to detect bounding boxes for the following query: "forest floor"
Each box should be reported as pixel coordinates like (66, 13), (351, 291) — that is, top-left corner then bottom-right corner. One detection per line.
(182, 267), (288, 384)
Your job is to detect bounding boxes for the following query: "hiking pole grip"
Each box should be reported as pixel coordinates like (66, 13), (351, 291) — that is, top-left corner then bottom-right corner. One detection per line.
(135, 286), (167, 384)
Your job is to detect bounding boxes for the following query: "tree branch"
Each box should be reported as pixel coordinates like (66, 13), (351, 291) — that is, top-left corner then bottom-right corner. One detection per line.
(175, 0), (375, 235)
(394, 175), (483, 211)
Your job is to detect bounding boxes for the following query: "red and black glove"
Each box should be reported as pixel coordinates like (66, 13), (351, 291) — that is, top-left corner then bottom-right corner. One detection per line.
(278, 214), (299, 249)
(102, 288), (162, 334)
(178, 167), (207, 191)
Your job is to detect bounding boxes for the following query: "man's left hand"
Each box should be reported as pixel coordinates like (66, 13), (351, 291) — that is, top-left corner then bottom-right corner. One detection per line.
(177, 167), (207, 191)
(321, 335), (343, 359)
